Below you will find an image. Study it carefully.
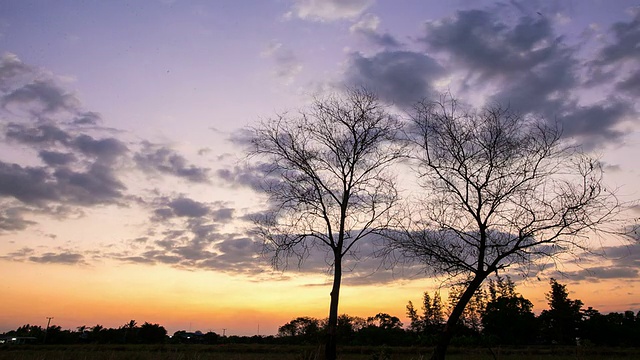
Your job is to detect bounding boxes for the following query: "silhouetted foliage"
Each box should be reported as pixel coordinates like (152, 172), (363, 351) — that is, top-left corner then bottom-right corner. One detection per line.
(406, 291), (445, 344)
(447, 285), (487, 335)
(539, 278), (583, 345)
(138, 322), (167, 344)
(277, 316), (322, 344)
(481, 276), (537, 345)
(355, 313), (407, 346)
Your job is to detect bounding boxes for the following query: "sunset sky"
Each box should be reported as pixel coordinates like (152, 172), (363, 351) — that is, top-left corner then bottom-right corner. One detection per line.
(1, 0), (639, 336)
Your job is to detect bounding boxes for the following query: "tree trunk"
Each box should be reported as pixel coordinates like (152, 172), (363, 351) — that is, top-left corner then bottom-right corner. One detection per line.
(430, 274), (486, 360)
(325, 252), (342, 360)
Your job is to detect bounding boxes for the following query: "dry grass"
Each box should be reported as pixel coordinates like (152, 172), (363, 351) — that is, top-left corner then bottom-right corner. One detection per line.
(0, 344), (638, 360)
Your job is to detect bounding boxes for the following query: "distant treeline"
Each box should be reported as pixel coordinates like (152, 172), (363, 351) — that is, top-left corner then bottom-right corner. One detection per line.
(2, 278), (639, 347)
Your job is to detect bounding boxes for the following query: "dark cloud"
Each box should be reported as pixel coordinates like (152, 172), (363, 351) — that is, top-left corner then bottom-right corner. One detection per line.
(6, 122), (71, 145)
(616, 70), (640, 96)
(1, 247), (86, 265)
(72, 134), (128, 163)
(363, 32), (401, 48)
(0, 162), (58, 204)
(600, 244), (640, 268)
(28, 251), (86, 265)
(0, 161), (125, 207)
(73, 111), (101, 125)
(0, 247), (35, 260)
(344, 50), (444, 107)
(150, 196), (222, 222)
(0, 206), (35, 231)
(559, 99), (633, 142)
(544, 244), (640, 282)
(168, 197), (210, 218)
(52, 164), (126, 205)
(110, 195), (254, 273)
(423, 10), (557, 80)
(410, 5), (638, 147)
(596, 10), (640, 65)
(216, 162), (278, 191)
(39, 150), (76, 166)
(212, 207), (234, 222)
(0, 54), (131, 215)
(114, 232), (268, 276)
(134, 142), (210, 183)
(560, 266), (639, 281)
(2, 80), (79, 114)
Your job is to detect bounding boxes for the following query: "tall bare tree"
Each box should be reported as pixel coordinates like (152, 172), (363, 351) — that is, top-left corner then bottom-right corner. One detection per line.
(248, 88), (404, 360)
(388, 95), (624, 360)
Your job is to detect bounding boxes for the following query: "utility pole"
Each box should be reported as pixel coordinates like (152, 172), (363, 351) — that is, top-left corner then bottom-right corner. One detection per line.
(43, 317), (53, 344)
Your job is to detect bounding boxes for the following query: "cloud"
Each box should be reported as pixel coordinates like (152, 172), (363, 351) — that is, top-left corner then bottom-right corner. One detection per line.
(545, 244), (640, 282)
(0, 206), (35, 232)
(350, 13), (401, 48)
(52, 164), (126, 205)
(216, 161), (282, 191)
(0, 162), (62, 204)
(114, 231), (269, 276)
(344, 50), (444, 107)
(0, 53), (216, 242)
(28, 251), (86, 265)
(261, 41), (303, 84)
(72, 134), (128, 163)
(1, 246), (87, 265)
(134, 141), (210, 183)
(2, 79), (80, 115)
(0, 53), (32, 90)
(39, 150), (76, 166)
(287, 0), (373, 22)
(73, 111), (101, 125)
(558, 99), (633, 142)
(595, 9), (640, 66)
(6, 122), (71, 146)
(422, 10), (559, 81)
(153, 196), (210, 220)
(616, 70), (640, 96)
(101, 194), (260, 275)
(412, 5), (638, 147)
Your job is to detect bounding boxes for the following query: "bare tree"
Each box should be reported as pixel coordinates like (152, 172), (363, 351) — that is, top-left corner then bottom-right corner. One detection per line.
(248, 88), (404, 360)
(388, 95), (624, 360)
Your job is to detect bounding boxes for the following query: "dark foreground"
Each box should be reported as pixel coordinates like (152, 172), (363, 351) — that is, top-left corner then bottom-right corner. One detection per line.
(1, 344), (639, 360)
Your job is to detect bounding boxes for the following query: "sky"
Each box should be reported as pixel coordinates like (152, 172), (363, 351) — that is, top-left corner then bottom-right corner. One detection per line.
(1, 0), (639, 336)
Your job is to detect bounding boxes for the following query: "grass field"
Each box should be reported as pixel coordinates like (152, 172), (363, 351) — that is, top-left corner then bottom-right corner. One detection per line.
(1, 344), (639, 360)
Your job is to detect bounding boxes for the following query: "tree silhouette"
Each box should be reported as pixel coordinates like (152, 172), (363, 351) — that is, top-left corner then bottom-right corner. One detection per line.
(481, 276), (537, 345)
(407, 291), (445, 338)
(138, 322), (167, 344)
(278, 316), (322, 343)
(249, 88), (404, 360)
(539, 278), (583, 345)
(387, 95), (624, 360)
(122, 319), (138, 343)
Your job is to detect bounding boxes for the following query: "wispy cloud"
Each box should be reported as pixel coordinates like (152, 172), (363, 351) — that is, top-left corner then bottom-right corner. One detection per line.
(350, 13), (401, 48)
(261, 41), (303, 84)
(286, 0), (373, 22)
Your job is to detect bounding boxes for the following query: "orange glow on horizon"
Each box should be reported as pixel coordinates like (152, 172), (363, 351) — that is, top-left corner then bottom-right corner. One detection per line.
(2, 259), (639, 336)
